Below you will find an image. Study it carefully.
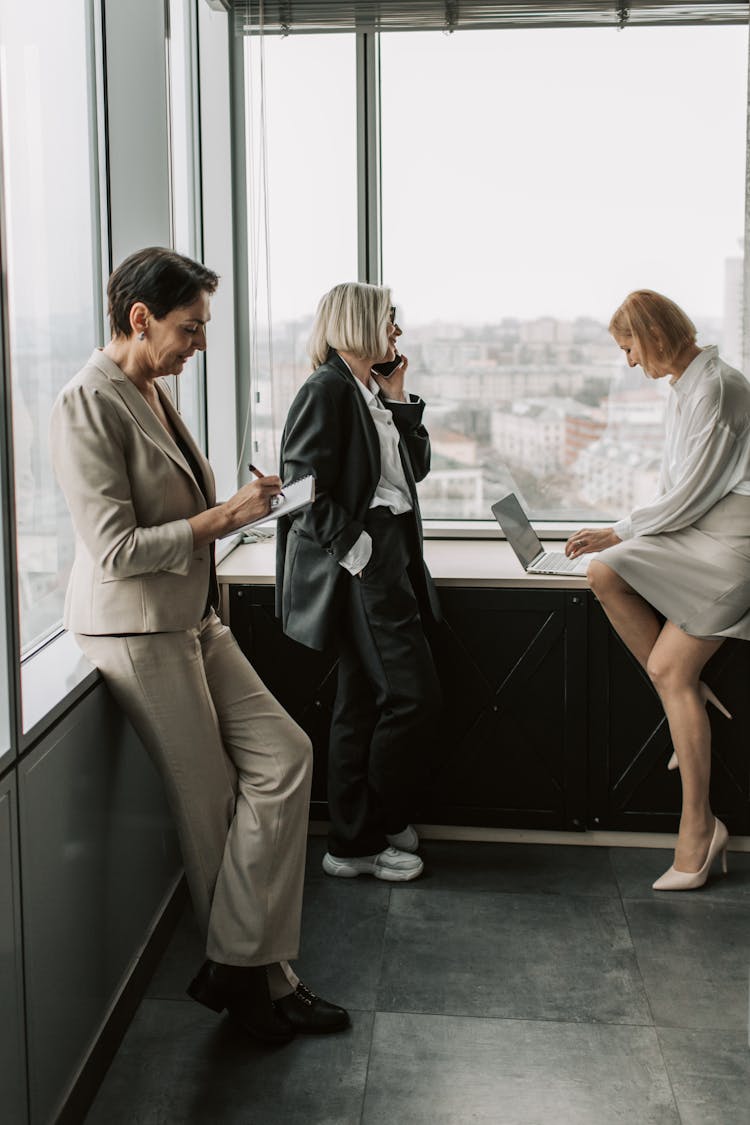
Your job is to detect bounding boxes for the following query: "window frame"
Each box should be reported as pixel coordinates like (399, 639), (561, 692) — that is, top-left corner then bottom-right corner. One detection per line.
(240, 20), (750, 539)
(0, 99), (21, 771)
(0, 0), (109, 751)
(167, 0), (209, 452)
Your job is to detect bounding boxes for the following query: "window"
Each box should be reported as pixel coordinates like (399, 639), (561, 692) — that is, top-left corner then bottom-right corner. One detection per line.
(0, 0), (102, 652)
(243, 20), (747, 523)
(243, 32), (358, 473)
(380, 26), (747, 519)
(168, 0), (206, 448)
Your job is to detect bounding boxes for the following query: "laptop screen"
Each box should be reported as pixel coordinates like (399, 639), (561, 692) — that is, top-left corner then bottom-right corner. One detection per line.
(491, 494), (544, 569)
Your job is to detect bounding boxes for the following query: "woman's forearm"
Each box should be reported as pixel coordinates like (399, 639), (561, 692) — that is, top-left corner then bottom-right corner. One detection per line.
(188, 504), (234, 548)
(188, 477), (283, 547)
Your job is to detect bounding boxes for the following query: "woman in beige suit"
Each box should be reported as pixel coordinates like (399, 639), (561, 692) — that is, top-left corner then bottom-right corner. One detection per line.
(50, 246), (348, 1044)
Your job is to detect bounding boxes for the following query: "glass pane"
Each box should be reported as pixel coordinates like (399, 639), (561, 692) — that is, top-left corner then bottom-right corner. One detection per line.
(244, 33), (357, 473)
(381, 27), (747, 519)
(168, 0), (205, 448)
(0, 0), (100, 651)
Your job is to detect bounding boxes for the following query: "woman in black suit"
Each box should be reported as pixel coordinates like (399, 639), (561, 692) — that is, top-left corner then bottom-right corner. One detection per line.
(276, 282), (442, 881)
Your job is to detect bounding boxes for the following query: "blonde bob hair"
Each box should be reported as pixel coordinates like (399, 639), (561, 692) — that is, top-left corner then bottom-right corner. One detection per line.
(308, 282), (393, 369)
(609, 290), (696, 370)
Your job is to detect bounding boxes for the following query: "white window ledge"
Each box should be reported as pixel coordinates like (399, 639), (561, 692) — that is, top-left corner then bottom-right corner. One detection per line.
(21, 630), (98, 745)
(422, 519), (610, 540)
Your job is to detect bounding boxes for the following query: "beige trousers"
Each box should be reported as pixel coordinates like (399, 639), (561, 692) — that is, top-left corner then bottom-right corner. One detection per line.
(76, 612), (312, 967)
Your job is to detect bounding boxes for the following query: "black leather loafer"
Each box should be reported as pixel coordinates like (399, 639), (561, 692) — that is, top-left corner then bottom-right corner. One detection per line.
(187, 960), (294, 1045)
(274, 982), (350, 1034)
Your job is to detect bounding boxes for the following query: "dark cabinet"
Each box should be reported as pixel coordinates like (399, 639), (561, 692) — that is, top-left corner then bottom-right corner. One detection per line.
(228, 584), (750, 835)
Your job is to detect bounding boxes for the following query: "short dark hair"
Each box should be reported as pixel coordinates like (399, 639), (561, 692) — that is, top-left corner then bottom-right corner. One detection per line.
(107, 247), (219, 336)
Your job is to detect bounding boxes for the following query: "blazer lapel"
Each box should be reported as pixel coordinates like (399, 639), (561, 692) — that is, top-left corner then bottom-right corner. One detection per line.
(328, 352), (380, 489)
(89, 351), (209, 505)
(157, 381), (217, 506)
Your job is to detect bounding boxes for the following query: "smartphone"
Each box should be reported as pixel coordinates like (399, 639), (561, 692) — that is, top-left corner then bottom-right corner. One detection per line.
(371, 353), (402, 378)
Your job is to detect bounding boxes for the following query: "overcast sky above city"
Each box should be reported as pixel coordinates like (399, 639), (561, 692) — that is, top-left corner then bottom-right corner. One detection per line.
(249, 24), (748, 328)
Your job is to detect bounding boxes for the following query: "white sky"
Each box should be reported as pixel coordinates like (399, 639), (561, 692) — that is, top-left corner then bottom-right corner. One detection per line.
(250, 24), (748, 326)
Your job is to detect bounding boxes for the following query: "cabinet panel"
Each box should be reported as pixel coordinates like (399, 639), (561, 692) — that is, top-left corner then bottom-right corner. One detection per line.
(229, 587), (337, 815)
(19, 684), (181, 1125)
(0, 773), (27, 1125)
(424, 588), (587, 829)
(229, 585), (588, 830)
(229, 582), (750, 835)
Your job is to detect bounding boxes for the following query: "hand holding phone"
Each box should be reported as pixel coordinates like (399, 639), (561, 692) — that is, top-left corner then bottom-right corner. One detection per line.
(371, 353), (403, 378)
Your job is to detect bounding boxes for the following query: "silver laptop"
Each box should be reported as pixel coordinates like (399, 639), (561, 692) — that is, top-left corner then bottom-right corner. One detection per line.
(491, 493), (593, 575)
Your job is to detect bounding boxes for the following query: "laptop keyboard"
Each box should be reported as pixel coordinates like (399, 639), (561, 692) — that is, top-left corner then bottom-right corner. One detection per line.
(528, 551), (586, 574)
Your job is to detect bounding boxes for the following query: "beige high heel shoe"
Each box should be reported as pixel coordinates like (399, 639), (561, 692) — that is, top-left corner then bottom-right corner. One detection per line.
(667, 682), (731, 771)
(652, 817), (729, 891)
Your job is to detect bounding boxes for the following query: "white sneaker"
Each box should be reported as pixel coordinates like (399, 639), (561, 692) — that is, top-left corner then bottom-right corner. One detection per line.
(322, 846), (423, 882)
(385, 825), (420, 853)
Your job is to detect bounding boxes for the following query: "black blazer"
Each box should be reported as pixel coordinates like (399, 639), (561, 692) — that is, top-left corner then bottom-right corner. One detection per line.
(275, 351), (440, 651)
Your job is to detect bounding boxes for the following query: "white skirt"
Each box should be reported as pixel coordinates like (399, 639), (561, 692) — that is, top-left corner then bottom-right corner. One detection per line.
(596, 492), (750, 640)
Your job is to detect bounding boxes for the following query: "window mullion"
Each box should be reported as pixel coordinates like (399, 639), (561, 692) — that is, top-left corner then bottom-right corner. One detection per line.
(742, 13), (750, 377)
(356, 30), (382, 284)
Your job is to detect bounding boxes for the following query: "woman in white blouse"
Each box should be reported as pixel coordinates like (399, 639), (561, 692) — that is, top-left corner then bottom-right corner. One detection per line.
(565, 289), (750, 891)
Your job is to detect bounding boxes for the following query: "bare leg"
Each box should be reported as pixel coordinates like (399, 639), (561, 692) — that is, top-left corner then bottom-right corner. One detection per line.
(588, 562), (724, 873)
(587, 561), (661, 671)
(646, 623), (723, 872)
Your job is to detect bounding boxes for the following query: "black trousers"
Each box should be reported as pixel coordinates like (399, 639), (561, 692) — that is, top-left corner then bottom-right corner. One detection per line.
(327, 508), (442, 857)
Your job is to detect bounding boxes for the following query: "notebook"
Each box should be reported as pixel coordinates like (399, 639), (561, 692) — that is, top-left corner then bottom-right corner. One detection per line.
(490, 493), (594, 576)
(241, 474), (316, 529)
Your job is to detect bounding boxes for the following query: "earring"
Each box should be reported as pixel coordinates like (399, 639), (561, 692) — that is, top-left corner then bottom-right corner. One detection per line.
(138, 331), (145, 341)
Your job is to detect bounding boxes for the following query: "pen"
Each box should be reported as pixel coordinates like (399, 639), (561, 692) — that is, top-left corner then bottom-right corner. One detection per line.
(248, 463), (285, 501)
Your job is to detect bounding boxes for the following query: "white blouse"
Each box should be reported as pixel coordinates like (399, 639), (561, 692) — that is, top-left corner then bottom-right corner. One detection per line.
(614, 346), (750, 541)
(339, 371), (419, 575)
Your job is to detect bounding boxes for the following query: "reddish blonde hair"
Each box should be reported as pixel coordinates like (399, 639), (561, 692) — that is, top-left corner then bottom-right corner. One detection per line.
(609, 290), (696, 370)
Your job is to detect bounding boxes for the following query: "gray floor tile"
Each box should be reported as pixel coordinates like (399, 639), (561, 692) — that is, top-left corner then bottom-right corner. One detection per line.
(612, 845), (750, 902)
(416, 839), (620, 897)
(658, 1027), (750, 1125)
(293, 878), (391, 1012)
(625, 898), (750, 1030)
(378, 888), (652, 1024)
(147, 906), (204, 1000)
(362, 1012), (679, 1125)
(149, 844), (390, 1012)
(305, 835), (621, 896)
(93, 838), (750, 1123)
(85, 997), (372, 1125)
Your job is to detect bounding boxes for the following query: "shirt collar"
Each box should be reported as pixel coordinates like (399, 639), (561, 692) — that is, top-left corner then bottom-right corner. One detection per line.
(671, 345), (717, 398)
(338, 354), (381, 403)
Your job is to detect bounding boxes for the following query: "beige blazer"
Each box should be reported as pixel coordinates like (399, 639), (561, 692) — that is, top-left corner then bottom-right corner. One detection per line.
(50, 349), (216, 634)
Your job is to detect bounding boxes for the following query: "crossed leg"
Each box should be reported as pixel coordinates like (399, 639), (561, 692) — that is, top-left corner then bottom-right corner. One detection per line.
(588, 561), (723, 873)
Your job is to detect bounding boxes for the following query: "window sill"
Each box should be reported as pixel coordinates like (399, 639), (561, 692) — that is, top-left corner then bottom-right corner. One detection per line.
(17, 536), (242, 745)
(217, 537), (591, 590)
(21, 630), (99, 746)
(422, 519), (609, 540)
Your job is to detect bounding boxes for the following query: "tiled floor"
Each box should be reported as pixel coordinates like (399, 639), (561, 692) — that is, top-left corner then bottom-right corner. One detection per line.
(85, 837), (750, 1125)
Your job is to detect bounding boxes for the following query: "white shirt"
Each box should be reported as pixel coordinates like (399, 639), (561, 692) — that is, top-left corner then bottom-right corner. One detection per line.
(339, 371), (418, 575)
(614, 345), (750, 540)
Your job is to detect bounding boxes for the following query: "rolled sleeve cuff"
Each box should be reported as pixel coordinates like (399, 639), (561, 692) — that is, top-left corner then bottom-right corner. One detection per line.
(339, 529), (372, 576)
(385, 394), (422, 406)
(612, 517), (633, 541)
(163, 518), (196, 575)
